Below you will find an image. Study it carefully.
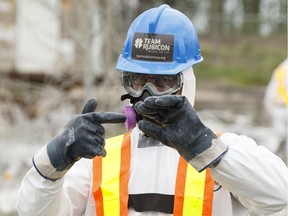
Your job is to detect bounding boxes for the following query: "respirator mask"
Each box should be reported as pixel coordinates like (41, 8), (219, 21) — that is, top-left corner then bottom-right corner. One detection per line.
(121, 71), (183, 130)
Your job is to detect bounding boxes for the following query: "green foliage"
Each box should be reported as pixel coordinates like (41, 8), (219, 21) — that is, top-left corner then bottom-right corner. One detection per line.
(194, 33), (287, 86)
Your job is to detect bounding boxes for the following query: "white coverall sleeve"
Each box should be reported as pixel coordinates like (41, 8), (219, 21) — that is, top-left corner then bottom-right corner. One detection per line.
(17, 158), (92, 216)
(211, 133), (288, 215)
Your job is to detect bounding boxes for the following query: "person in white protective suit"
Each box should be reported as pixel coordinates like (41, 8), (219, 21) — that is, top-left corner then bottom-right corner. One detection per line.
(264, 58), (288, 162)
(17, 4), (288, 216)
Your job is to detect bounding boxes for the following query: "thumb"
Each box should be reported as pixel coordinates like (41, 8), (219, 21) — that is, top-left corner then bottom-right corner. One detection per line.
(81, 99), (97, 114)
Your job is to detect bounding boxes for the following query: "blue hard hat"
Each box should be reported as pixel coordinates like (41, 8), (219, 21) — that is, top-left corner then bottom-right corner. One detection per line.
(116, 4), (203, 75)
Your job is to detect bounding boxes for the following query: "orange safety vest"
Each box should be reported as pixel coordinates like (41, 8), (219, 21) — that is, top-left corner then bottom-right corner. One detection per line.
(92, 133), (214, 216)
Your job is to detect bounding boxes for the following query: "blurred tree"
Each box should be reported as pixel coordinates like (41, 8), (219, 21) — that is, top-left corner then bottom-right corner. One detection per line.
(7, 0), (288, 94)
(259, 0), (283, 37)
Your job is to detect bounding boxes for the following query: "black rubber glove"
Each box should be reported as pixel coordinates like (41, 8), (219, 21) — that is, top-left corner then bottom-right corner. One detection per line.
(40, 99), (126, 172)
(134, 95), (226, 169)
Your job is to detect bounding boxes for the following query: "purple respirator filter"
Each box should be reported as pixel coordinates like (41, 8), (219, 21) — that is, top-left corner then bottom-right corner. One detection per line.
(123, 105), (137, 130)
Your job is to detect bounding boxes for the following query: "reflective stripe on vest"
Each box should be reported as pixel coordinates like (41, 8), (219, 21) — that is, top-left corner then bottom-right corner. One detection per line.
(92, 132), (214, 216)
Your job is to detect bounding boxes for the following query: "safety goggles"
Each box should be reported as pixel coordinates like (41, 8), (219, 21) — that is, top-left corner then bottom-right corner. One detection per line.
(121, 71), (183, 97)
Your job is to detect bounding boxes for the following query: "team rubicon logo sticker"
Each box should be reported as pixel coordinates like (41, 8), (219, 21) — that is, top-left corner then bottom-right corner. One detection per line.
(131, 32), (174, 62)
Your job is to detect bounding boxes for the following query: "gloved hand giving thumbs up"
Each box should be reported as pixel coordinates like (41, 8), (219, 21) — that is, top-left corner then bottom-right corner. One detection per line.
(134, 95), (228, 172)
(33, 99), (126, 181)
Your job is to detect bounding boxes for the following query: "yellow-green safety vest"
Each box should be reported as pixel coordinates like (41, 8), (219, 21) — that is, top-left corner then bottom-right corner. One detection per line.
(92, 132), (214, 216)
